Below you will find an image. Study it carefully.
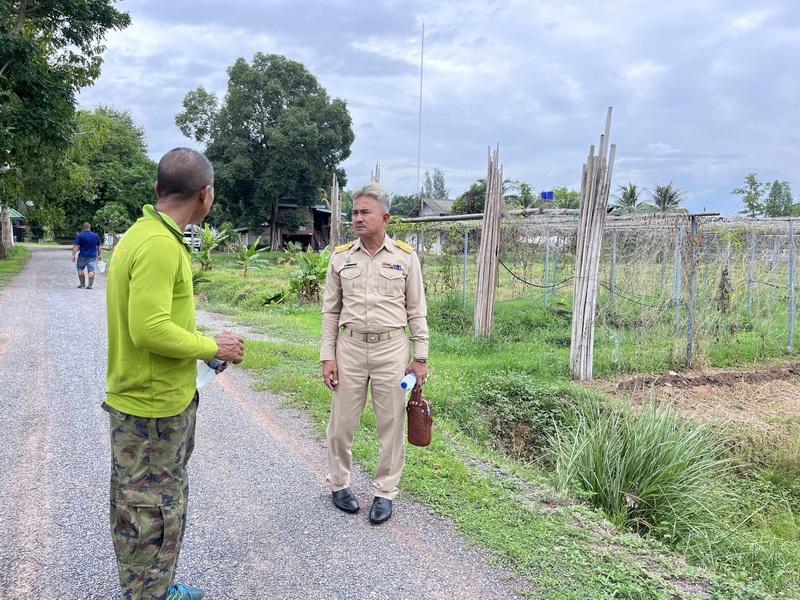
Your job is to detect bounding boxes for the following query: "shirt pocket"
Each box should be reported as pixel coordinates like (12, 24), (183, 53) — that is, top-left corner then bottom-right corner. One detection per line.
(338, 265), (363, 293)
(377, 267), (406, 296)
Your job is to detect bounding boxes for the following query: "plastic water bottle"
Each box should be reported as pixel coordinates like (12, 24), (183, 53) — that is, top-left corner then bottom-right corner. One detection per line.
(196, 359), (225, 389)
(400, 372), (417, 390)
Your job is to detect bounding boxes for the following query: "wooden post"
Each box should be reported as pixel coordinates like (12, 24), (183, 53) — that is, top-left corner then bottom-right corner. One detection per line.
(474, 146), (503, 336)
(569, 107), (616, 381)
(329, 174), (340, 250)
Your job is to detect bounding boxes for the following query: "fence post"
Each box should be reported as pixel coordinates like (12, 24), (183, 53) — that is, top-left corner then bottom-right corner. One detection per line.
(771, 234), (779, 302)
(686, 216), (698, 366)
(789, 220), (796, 352)
(463, 229), (469, 309)
(609, 229), (618, 309)
(543, 232), (551, 307)
(672, 228), (683, 333)
(553, 235), (560, 292)
(747, 232), (757, 318)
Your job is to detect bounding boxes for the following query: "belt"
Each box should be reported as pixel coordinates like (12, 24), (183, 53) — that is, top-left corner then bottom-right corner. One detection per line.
(343, 326), (405, 343)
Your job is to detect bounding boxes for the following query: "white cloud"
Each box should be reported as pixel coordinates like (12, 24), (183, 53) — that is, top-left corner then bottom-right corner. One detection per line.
(75, 0), (800, 216)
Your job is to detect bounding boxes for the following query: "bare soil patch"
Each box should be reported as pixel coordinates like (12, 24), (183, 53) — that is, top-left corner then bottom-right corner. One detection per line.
(595, 363), (800, 435)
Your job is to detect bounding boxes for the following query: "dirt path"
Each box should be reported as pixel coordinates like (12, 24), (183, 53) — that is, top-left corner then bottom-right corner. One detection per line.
(0, 248), (526, 599)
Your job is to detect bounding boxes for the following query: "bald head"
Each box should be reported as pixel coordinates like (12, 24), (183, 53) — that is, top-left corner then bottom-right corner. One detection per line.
(156, 147), (214, 200)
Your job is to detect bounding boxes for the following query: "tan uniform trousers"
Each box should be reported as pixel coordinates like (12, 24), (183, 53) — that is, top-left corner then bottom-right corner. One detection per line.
(326, 328), (410, 500)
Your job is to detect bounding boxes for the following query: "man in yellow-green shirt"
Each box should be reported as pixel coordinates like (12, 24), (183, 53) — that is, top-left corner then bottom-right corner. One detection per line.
(104, 147), (244, 600)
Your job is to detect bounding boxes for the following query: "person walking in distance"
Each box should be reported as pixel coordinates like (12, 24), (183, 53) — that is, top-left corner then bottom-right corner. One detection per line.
(71, 222), (102, 289)
(104, 148), (245, 600)
(321, 182), (429, 525)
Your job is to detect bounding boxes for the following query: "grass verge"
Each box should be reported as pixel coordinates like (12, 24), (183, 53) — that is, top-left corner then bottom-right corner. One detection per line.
(0, 245), (31, 290)
(196, 261), (784, 598)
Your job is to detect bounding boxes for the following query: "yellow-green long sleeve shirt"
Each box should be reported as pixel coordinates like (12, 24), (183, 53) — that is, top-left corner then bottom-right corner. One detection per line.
(105, 205), (218, 418)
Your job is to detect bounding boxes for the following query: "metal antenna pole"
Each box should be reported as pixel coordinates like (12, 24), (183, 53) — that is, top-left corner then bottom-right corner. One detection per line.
(415, 21), (424, 211)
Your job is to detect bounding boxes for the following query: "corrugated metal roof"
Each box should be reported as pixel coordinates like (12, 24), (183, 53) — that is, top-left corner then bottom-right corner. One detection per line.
(7, 207), (25, 220)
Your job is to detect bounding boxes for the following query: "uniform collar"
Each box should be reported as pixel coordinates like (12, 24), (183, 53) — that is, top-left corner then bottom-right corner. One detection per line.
(352, 234), (395, 255)
(142, 204), (190, 251)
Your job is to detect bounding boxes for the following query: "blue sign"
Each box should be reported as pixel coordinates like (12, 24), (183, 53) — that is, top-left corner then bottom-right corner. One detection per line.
(541, 190), (555, 202)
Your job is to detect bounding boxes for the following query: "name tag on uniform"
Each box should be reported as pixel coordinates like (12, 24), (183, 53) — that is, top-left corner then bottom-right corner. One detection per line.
(341, 263), (358, 270)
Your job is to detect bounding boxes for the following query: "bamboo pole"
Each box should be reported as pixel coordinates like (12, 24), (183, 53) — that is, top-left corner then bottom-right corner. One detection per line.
(474, 145), (503, 336)
(570, 108), (615, 381)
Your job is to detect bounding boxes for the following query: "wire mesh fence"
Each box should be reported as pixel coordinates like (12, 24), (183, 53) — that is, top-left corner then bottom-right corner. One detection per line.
(344, 214), (800, 377)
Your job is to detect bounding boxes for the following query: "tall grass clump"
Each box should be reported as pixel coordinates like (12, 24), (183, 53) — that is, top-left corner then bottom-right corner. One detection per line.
(547, 402), (728, 538)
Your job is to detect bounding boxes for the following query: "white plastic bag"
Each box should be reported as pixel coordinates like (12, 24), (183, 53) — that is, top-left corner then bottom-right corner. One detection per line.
(97, 259), (107, 273)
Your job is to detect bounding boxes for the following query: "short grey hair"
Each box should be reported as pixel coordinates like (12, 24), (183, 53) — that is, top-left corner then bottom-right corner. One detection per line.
(352, 183), (391, 214)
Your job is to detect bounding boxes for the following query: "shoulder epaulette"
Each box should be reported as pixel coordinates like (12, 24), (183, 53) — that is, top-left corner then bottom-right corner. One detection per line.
(395, 240), (414, 254)
(335, 241), (354, 254)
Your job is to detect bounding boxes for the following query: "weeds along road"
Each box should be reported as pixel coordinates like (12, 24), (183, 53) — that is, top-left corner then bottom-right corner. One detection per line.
(0, 247), (523, 600)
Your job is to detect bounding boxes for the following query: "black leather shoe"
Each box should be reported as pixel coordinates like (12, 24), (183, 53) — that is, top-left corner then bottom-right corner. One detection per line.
(369, 497), (392, 525)
(332, 488), (359, 513)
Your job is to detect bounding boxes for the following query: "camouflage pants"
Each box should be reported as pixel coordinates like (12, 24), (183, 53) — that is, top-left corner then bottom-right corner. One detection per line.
(105, 396), (198, 600)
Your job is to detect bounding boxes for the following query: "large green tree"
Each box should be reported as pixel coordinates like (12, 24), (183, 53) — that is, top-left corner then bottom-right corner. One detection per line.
(176, 53), (354, 249)
(24, 107), (155, 236)
(763, 180), (793, 217)
(0, 0), (129, 254)
(732, 173), (767, 218)
(422, 167), (448, 199)
(390, 193), (420, 217)
(452, 179), (487, 215)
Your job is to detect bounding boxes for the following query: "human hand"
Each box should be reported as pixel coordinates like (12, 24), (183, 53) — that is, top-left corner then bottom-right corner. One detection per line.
(214, 331), (244, 364)
(407, 361), (428, 388)
(322, 360), (338, 391)
(71, 256), (76, 263)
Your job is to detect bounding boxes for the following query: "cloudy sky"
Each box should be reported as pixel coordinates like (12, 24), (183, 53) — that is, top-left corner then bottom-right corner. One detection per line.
(78, 0), (800, 215)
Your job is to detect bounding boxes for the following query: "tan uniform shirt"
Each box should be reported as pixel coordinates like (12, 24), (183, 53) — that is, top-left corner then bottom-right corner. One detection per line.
(320, 235), (429, 362)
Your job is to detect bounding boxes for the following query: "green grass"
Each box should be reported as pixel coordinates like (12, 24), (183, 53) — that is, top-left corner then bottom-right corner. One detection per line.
(0, 245), (31, 289)
(192, 254), (797, 597)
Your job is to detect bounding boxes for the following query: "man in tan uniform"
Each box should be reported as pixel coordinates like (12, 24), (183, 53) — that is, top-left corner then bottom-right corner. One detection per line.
(321, 182), (429, 524)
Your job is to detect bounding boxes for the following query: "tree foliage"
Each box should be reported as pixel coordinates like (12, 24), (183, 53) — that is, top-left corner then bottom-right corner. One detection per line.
(554, 187), (580, 209)
(763, 180), (794, 217)
(176, 53), (354, 249)
(452, 179), (487, 215)
(422, 168), (449, 199)
(390, 193), (420, 217)
(0, 1), (130, 199)
(614, 183), (642, 209)
(732, 173), (767, 218)
(22, 107), (155, 234)
(649, 183), (685, 212)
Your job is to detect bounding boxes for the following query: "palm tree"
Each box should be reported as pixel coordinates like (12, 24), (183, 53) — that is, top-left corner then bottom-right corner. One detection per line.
(613, 183), (642, 209)
(649, 183), (685, 212)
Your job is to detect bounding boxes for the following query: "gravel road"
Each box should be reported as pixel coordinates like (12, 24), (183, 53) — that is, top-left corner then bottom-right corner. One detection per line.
(0, 247), (525, 600)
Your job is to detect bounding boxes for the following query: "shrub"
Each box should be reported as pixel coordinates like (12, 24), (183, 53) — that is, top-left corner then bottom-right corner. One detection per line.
(289, 247), (330, 302)
(467, 370), (572, 457)
(547, 402), (728, 537)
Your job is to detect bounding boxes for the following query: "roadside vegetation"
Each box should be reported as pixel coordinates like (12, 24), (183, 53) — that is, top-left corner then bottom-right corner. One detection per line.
(196, 250), (800, 598)
(0, 246), (31, 290)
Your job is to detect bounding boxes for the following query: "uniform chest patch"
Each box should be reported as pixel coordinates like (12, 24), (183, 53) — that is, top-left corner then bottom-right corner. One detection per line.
(382, 262), (404, 272)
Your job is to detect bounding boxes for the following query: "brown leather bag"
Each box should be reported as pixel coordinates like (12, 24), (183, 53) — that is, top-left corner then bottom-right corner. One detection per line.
(406, 387), (432, 447)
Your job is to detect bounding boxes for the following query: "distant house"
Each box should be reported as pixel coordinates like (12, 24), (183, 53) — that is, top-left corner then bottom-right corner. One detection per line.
(409, 197), (454, 218)
(237, 202), (335, 250)
(8, 208), (28, 242)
